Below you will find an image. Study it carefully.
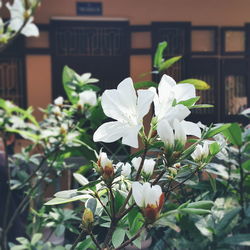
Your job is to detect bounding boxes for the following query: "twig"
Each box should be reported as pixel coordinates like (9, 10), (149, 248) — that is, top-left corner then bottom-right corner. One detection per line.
(70, 228), (85, 250)
(89, 231), (102, 250)
(95, 192), (111, 219)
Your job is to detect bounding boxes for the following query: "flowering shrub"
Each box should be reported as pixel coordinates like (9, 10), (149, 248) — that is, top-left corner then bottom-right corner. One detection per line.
(43, 72), (231, 250)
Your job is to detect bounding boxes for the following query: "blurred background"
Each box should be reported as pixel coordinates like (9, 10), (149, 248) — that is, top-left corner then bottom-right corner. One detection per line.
(1, 0), (250, 123)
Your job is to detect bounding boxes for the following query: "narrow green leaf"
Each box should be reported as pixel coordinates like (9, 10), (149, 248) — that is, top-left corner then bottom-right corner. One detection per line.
(187, 201), (214, 210)
(44, 195), (91, 205)
(204, 124), (232, 139)
(190, 104), (214, 109)
(178, 79), (210, 90)
(77, 179), (101, 191)
(180, 208), (211, 215)
(154, 41), (167, 68)
(159, 56), (182, 72)
(178, 97), (200, 108)
(222, 123), (242, 146)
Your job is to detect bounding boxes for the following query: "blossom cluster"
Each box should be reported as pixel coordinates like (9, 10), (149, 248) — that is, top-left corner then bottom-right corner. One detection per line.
(92, 74), (207, 222)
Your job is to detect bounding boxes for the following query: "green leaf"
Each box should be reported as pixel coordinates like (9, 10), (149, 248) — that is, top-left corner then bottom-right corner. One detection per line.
(190, 104), (214, 109)
(215, 208), (241, 236)
(180, 208), (211, 215)
(204, 124), (232, 139)
(44, 194), (91, 205)
(134, 81), (158, 89)
(31, 233), (42, 245)
(178, 97), (200, 108)
(73, 173), (89, 186)
(222, 234), (250, 246)
(112, 228), (126, 248)
(222, 123), (242, 146)
(187, 201), (214, 210)
(62, 65), (78, 104)
(159, 56), (182, 72)
(153, 41), (167, 68)
(76, 237), (95, 250)
(243, 159), (250, 171)
(114, 190), (126, 213)
(155, 217), (180, 232)
(178, 79), (210, 90)
(77, 179), (101, 191)
(55, 224), (65, 237)
(129, 210), (144, 236)
(209, 142), (221, 155)
(86, 198), (97, 213)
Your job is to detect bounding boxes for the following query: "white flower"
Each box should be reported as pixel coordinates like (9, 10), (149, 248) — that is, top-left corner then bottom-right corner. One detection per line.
(132, 182), (164, 221)
(78, 90), (97, 107)
(52, 106), (61, 115)
(54, 96), (64, 106)
(191, 141), (210, 161)
(117, 162), (132, 177)
(150, 74), (201, 138)
(157, 119), (187, 148)
(93, 78), (154, 148)
(74, 72), (99, 84)
(6, 0), (39, 37)
(132, 157), (155, 176)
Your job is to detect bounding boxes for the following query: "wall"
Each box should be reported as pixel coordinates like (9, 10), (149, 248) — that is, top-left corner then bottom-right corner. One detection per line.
(26, 0), (250, 111)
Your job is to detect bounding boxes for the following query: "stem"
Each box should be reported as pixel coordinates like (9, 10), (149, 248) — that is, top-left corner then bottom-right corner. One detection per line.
(117, 143), (148, 217)
(167, 167), (200, 193)
(89, 231), (102, 250)
(238, 146), (245, 218)
(70, 228), (85, 250)
(5, 151), (60, 235)
(2, 137), (11, 249)
(95, 193), (111, 219)
(108, 186), (115, 217)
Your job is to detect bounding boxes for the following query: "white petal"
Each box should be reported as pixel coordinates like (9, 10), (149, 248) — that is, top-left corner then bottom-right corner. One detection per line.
(180, 120), (201, 138)
(158, 75), (176, 106)
(174, 84), (196, 103)
(121, 163), (132, 177)
(117, 78), (137, 112)
(121, 124), (141, 148)
(9, 18), (23, 32)
(131, 157), (142, 171)
(132, 182), (144, 207)
(93, 121), (126, 143)
(157, 119), (174, 146)
(164, 104), (191, 125)
(143, 159), (155, 175)
(173, 119), (186, 144)
(22, 22), (39, 37)
(137, 89), (154, 120)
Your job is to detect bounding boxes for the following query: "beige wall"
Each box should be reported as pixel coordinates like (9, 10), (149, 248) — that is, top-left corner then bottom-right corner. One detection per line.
(35, 0), (250, 26)
(26, 55), (52, 120)
(25, 0), (250, 112)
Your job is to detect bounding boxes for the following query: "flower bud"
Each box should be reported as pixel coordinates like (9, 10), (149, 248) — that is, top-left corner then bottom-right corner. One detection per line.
(191, 141), (210, 162)
(54, 96), (64, 106)
(132, 157), (155, 177)
(77, 90), (97, 110)
(82, 208), (94, 229)
(132, 182), (164, 223)
(97, 152), (114, 181)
